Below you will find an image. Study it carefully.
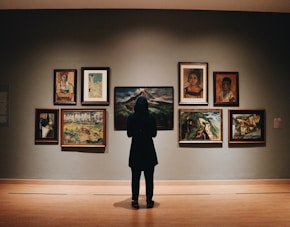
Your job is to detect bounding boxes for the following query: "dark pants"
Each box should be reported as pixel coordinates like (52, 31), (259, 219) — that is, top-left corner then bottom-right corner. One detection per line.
(131, 166), (155, 203)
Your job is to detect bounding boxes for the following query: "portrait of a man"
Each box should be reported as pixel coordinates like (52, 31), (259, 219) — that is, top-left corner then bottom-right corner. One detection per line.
(214, 72), (239, 106)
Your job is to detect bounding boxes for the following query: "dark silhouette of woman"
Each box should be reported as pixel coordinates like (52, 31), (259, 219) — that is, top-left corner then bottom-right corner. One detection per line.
(127, 96), (158, 209)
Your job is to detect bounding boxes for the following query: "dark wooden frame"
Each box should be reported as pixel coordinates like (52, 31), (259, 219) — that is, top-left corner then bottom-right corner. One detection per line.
(214, 72), (239, 106)
(35, 108), (59, 144)
(228, 109), (266, 144)
(114, 86), (174, 130)
(81, 67), (110, 105)
(54, 69), (77, 105)
(179, 62), (208, 105)
(60, 109), (106, 148)
(179, 108), (223, 144)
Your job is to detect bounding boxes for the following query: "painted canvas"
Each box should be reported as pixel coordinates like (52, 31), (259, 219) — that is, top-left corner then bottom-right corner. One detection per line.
(179, 109), (223, 143)
(114, 87), (174, 130)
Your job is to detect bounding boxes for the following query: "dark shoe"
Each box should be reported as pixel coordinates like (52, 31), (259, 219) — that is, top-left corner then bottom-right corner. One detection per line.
(147, 200), (154, 208)
(131, 200), (139, 209)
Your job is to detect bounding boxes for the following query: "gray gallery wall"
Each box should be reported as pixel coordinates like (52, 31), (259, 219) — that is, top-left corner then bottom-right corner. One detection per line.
(0, 9), (289, 180)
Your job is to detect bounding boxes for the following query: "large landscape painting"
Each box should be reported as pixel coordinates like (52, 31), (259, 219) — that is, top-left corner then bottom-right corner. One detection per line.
(114, 87), (174, 130)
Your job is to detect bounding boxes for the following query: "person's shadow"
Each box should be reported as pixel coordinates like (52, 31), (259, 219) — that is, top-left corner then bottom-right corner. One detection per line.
(114, 195), (160, 209)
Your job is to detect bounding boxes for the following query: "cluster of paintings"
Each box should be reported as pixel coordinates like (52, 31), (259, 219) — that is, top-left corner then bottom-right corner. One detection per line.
(34, 63), (266, 148)
(178, 62), (265, 145)
(35, 67), (109, 148)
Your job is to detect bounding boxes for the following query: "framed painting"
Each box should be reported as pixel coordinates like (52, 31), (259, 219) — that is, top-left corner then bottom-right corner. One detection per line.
(214, 72), (239, 106)
(81, 67), (110, 105)
(179, 109), (223, 144)
(35, 108), (59, 144)
(179, 62), (208, 105)
(228, 109), (266, 144)
(61, 109), (106, 147)
(114, 87), (174, 130)
(54, 69), (77, 105)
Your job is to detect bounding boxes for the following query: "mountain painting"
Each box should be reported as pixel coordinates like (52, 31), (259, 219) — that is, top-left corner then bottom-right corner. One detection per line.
(114, 87), (174, 130)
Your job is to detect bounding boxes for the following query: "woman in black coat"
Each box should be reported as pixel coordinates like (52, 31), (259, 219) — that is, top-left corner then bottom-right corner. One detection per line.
(127, 96), (158, 209)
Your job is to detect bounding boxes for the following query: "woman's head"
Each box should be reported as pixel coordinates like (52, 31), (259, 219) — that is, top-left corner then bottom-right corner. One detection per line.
(188, 69), (201, 84)
(134, 96), (149, 115)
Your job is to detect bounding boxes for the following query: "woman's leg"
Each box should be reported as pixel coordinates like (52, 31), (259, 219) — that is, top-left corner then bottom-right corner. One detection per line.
(144, 166), (155, 204)
(131, 168), (142, 201)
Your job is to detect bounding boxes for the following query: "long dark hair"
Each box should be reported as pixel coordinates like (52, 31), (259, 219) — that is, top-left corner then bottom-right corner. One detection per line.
(134, 96), (149, 115)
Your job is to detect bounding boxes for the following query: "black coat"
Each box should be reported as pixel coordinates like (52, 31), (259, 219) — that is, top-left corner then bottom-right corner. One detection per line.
(127, 96), (158, 170)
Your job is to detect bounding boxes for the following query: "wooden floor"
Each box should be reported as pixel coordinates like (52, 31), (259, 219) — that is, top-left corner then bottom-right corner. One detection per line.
(1, 179), (290, 227)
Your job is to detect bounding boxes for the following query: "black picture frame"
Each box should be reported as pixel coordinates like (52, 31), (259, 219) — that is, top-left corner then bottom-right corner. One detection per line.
(81, 67), (110, 105)
(35, 108), (59, 144)
(114, 86), (174, 130)
(228, 109), (266, 144)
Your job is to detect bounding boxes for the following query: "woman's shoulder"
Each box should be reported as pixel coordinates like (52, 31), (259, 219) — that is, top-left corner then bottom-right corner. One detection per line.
(148, 113), (157, 121)
(128, 113), (136, 119)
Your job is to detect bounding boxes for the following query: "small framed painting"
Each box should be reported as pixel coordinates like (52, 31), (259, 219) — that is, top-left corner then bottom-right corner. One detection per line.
(214, 72), (239, 106)
(179, 62), (208, 105)
(35, 108), (59, 144)
(81, 67), (110, 105)
(61, 109), (106, 148)
(228, 109), (266, 144)
(54, 69), (77, 105)
(179, 108), (223, 144)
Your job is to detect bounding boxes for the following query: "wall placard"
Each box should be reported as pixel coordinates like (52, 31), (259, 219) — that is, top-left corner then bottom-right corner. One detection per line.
(0, 85), (9, 127)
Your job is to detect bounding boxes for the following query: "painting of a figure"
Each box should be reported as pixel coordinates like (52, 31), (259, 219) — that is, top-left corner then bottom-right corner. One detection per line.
(61, 109), (106, 147)
(54, 69), (77, 105)
(214, 72), (239, 106)
(114, 87), (174, 130)
(179, 109), (223, 143)
(35, 109), (59, 144)
(179, 62), (208, 105)
(229, 109), (265, 144)
(81, 67), (110, 105)
(89, 73), (102, 98)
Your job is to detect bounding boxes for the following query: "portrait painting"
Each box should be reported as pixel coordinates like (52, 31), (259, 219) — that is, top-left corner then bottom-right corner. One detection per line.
(214, 72), (239, 106)
(179, 62), (208, 105)
(228, 109), (266, 144)
(114, 87), (174, 130)
(35, 108), (59, 144)
(54, 69), (77, 105)
(179, 109), (223, 144)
